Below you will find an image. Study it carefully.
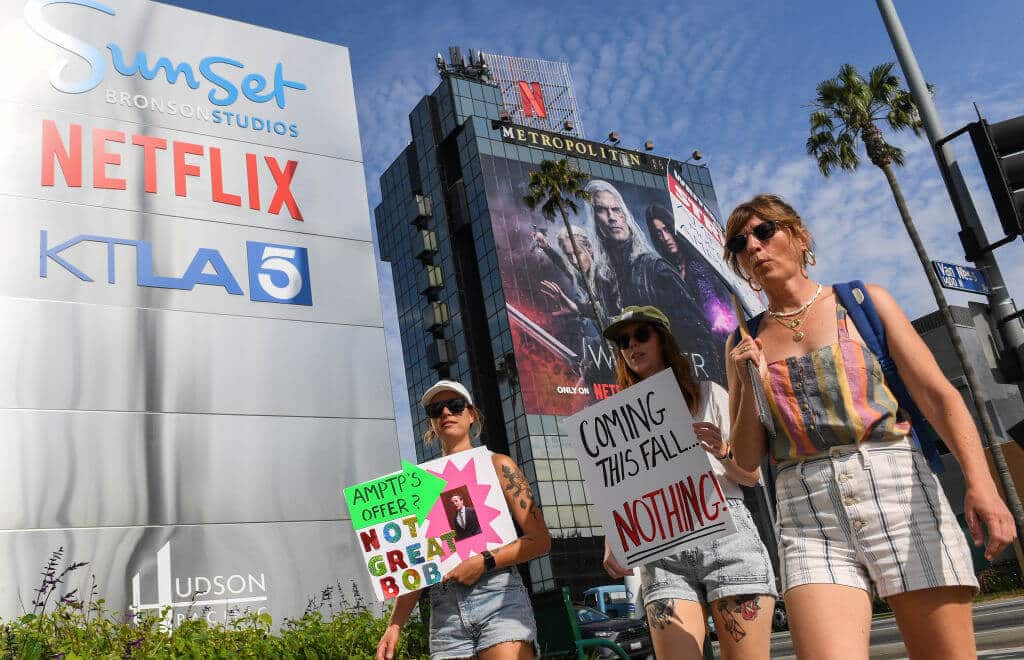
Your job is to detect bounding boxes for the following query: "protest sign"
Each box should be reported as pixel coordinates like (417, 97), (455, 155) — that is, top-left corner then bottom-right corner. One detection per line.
(568, 368), (736, 567)
(344, 446), (517, 600)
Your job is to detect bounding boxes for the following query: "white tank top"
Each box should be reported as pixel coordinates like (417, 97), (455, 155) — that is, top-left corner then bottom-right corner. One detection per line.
(694, 381), (746, 501)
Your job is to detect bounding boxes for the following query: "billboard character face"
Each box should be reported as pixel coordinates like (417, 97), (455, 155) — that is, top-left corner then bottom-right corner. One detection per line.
(648, 214), (679, 258)
(592, 190), (630, 243)
(556, 231), (592, 273)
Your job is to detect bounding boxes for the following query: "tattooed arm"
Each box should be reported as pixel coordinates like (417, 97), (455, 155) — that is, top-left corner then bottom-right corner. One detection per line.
(441, 455), (551, 586)
(489, 453), (552, 568)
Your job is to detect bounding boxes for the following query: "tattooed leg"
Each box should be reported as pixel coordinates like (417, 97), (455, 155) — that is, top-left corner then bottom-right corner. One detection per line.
(644, 598), (707, 660)
(716, 599), (747, 644)
(646, 599), (676, 631)
(712, 594), (774, 659)
(733, 595), (762, 623)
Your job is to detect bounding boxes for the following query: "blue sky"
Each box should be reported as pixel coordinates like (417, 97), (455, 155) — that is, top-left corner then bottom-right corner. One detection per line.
(165, 0), (1024, 459)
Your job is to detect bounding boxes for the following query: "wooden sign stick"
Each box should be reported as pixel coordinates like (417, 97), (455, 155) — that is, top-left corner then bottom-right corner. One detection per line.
(732, 295), (776, 440)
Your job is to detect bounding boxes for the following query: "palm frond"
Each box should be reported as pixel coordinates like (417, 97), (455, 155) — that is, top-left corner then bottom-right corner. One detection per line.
(867, 62), (900, 109)
(814, 148), (843, 177)
(815, 77), (850, 109)
(809, 111), (835, 132)
(887, 89), (923, 135)
(836, 132), (861, 171)
(806, 130), (836, 157)
(888, 144), (906, 167)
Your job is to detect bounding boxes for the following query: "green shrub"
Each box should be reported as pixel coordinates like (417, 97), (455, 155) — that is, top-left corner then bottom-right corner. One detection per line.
(1, 549), (430, 659)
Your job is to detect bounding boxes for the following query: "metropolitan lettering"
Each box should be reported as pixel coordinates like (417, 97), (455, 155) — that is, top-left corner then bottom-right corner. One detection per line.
(500, 124), (667, 174)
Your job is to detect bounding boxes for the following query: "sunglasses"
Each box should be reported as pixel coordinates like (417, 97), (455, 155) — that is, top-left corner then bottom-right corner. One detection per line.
(726, 220), (779, 255)
(425, 397), (470, 419)
(615, 325), (653, 351)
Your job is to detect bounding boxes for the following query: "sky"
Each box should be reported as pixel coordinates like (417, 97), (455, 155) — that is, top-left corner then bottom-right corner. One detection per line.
(163, 0), (1024, 459)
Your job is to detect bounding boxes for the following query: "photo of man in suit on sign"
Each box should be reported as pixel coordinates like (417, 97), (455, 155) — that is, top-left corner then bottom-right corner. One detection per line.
(446, 491), (481, 540)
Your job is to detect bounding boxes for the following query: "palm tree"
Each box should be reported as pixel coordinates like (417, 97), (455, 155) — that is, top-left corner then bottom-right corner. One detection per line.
(807, 63), (1020, 523)
(524, 158), (608, 331)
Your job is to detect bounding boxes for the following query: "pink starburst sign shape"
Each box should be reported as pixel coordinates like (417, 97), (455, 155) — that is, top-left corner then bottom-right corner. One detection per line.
(424, 457), (506, 561)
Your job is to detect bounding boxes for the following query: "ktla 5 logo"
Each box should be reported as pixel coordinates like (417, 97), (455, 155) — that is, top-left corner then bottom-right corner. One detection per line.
(41, 231), (313, 306)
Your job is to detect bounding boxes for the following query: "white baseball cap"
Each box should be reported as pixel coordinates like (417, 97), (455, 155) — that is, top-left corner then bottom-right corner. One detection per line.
(420, 380), (474, 408)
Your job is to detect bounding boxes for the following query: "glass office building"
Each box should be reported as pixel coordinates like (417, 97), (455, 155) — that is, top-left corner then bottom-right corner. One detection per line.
(375, 50), (752, 594)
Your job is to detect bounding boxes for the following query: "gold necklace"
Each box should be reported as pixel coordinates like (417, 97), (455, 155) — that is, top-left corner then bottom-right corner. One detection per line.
(772, 313), (808, 342)
(769, 284), (826, 342)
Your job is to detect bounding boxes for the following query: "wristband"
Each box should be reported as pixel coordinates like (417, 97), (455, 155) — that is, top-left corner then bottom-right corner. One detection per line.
(481, 550), (496, 571)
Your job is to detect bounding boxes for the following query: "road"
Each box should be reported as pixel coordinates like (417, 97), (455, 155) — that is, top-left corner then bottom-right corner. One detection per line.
(711, 597), (1024, 659)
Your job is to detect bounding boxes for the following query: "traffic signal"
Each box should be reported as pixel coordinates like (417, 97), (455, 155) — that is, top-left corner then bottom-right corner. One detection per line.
(968, 114), (1024, 238)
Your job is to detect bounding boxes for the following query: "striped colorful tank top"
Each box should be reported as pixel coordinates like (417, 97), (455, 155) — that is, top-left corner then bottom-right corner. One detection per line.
(762, 304), (911, 463)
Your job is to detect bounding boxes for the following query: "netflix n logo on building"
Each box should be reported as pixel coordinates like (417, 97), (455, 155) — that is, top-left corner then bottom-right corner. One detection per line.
(567, 368), (736, 567)
(516, 81), (547, 118)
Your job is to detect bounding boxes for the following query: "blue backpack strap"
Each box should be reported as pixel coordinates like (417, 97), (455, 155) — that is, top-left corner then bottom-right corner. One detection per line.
(834, 281), (886, 359)
(833, 281), (946, 473)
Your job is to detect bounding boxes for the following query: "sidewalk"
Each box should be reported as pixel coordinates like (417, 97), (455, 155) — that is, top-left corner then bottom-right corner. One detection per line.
(721, 597), (1024, 659)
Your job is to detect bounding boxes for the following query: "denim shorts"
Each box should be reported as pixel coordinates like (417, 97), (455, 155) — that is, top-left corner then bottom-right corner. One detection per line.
(640, 499), (778, 606)
(428, 567), (540, 659)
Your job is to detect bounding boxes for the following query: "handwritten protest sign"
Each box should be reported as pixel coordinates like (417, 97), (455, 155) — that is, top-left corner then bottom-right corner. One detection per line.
(344, 446), (517, 601)
(345, 461), (446, 530)
(567, 368), (735, 567)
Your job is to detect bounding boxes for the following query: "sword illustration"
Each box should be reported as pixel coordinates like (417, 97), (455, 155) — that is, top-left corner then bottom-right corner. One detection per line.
(732, 295), (776, 440)
(506, 303), (579, 363)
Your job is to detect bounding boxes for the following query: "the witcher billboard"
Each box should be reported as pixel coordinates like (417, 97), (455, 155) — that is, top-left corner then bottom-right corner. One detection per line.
(481, 152), (749, 416)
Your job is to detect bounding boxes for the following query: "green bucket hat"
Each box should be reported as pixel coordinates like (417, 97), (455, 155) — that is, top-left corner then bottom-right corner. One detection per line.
(602, 305), (671, 340)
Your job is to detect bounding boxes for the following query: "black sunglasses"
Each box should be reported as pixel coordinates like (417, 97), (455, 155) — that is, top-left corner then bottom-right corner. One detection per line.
(425, 397), (469, 419)
(726, 220), (779, 255)
(615, 325), (653, 351)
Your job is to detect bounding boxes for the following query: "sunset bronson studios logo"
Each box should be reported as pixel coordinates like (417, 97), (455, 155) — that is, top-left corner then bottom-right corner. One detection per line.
(130, 542), (269, 628)
(24, 0), (308, 139)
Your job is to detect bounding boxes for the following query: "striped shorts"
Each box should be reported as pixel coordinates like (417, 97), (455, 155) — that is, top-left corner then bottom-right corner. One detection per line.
(775, 437), (978, 600)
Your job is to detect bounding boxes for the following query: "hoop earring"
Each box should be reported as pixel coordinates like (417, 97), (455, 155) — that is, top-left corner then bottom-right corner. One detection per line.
(745, 275), (763, 292)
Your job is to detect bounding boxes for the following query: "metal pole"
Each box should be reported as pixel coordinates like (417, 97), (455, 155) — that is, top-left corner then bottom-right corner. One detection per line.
(877, 0), (1024, 549)
(875, 0), (1024, 379)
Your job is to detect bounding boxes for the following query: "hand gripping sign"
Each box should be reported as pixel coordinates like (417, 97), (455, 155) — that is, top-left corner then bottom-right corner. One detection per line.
(344, 447), (517, 601)
(567, 368), (736, 568)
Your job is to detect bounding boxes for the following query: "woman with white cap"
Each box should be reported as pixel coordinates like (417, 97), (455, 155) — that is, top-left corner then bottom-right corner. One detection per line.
(376, 380), (552, 660)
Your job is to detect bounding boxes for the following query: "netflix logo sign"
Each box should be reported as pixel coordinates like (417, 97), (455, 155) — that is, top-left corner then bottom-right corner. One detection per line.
(516, 81), (546, 118)
(567, 369), (736, 567)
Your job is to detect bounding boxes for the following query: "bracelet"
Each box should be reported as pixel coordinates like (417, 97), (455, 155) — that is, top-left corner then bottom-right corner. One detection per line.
(481, 550), (496, 571)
